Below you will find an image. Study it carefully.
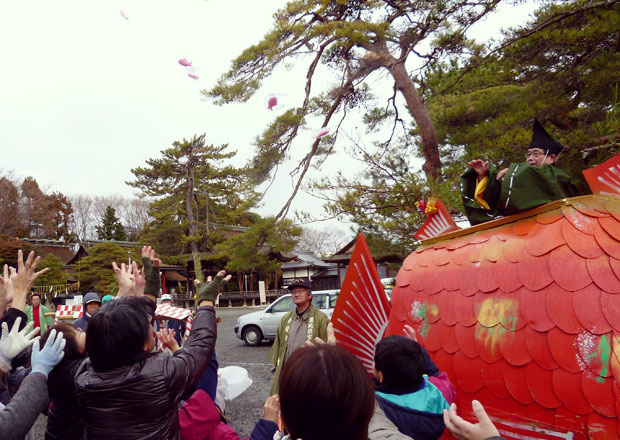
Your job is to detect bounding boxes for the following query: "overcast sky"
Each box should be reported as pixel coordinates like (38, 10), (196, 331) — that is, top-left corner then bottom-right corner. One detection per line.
(0, 0), (537, 234)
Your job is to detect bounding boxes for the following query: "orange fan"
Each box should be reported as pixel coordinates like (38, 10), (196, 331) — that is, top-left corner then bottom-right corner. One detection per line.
(331, 233), (391, 373)
(414, 198), (459, 240)
(583, 153), (620, 196)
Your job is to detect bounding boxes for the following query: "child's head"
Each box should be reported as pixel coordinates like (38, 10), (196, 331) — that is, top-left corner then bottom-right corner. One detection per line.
(374, 335), (425, 390)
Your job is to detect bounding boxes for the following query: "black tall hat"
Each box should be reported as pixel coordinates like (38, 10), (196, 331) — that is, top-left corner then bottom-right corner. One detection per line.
(529, 118), (564, 156)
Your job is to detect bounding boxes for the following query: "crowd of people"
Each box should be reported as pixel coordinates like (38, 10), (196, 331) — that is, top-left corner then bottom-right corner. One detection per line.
(0, 248), (506, 440)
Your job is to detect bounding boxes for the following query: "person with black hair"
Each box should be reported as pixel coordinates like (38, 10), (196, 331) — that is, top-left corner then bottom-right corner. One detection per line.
(275, 343), (410, 440)
(373, 327), (455, 440)
(41, 323), (87, 440)
(74, 270), (228, 440)
(460, 118), (580, 225)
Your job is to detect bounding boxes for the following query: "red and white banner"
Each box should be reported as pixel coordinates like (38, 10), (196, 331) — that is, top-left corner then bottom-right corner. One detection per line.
(54, 305), (83, 324)
(155, 303), (192, 321)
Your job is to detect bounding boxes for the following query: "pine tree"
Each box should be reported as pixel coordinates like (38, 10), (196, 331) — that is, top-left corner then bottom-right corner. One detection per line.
(95, 206), (127, 241)
(127, 134), (258, 281)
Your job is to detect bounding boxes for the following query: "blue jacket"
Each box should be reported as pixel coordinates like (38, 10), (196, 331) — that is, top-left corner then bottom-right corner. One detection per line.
(376, 376), (449, 440)
(72, 313), (91, 332)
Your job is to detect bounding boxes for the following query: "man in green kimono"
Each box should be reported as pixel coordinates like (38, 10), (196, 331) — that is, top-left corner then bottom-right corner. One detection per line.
(25, 292), (53, 336)
(461, 118), (580, 225)
(268, 278), (329, 395)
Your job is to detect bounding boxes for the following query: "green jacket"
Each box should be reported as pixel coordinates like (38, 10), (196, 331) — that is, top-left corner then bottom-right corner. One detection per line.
(268, 304), (329, 395)
(461, 161), (580, 225)
(25, 304), (53, 335)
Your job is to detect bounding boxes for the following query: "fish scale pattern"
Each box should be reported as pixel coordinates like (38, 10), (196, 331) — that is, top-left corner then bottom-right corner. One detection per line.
(387, 196), (620, 439)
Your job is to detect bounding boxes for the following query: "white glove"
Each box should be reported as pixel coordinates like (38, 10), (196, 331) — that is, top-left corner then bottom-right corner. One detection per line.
(0, 317), (40, 364)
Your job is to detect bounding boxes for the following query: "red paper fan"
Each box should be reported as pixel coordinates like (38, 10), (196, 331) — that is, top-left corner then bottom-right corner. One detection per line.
(332, 233), (391, 374)
(414, 198), (459, 240)
(583, 153), (620, 196)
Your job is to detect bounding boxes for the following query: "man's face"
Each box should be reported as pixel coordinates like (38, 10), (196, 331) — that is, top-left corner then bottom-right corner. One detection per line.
(162, 300), (172, 305)
(31, 296), (41, 307)
(291, 287), (311, 309)
(526, 148), (555, 166)
(86, 302), (100, 316)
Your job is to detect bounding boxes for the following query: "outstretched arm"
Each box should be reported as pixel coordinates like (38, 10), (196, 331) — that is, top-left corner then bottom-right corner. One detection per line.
(11, 250), (49, 312)
(443, 400), (503, 440)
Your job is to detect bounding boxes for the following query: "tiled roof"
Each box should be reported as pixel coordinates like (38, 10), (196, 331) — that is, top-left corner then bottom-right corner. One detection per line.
(281, 251), (335, 269)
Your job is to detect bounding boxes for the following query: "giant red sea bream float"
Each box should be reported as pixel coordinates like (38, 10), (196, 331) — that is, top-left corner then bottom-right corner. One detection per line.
(334, 192), (620, 439)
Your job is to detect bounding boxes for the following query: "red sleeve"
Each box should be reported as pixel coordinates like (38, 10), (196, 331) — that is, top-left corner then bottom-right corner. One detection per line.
(179, 389), (240, 440)
(428, 372), (456, 404)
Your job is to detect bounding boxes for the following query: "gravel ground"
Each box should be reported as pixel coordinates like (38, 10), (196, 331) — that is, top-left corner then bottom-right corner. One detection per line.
(215, 306), (275, 438)
(30, 305), (274, 439)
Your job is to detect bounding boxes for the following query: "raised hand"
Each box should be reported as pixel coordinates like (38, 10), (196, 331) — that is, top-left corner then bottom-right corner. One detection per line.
(0, 264), (14, 311)
(30, 329), (66, 379)
(113, 262), (135, 297)
(195, 270), (231, 306)
(496, 168), (509, 181)
(131, 261), (146, 297)
(11, 250), (49, 310)
(443, 400), (500, 440)
(157, 328), (180, 353)
(0, 317), (40, 363)
(403, 324), (417, 342)
(141, 245), (161, 298)
(263, 394), (280, 424)
(468, 159), (489, 177)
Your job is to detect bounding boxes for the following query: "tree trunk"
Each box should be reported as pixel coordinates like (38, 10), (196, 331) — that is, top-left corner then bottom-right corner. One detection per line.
(386, 58), (442, 181)
(185, 164), (203, 282)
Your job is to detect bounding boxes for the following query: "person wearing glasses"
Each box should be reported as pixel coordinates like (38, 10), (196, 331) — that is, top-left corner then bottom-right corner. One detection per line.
(460, 118), (580, 225)
(268, 278), (329, 395)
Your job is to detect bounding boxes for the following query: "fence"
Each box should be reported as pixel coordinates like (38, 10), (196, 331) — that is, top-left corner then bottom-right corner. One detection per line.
(32, 282), (80, 298)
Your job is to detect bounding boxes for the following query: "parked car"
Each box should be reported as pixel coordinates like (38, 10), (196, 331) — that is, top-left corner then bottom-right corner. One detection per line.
(234, 290), (339, 346)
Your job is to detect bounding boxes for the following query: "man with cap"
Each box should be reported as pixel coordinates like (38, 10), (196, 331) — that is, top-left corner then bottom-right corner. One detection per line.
(73, 292), (101, 331)
(267, 278), (329, 395)
(461, 118), (580, 225)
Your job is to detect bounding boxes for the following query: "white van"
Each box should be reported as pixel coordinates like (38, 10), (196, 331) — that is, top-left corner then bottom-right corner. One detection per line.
(233, 290), (339, 346)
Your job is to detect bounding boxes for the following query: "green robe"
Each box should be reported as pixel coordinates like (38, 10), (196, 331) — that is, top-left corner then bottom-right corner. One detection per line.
(25, 304), (53, 335)
(461, 161), (580, 225)
(268, 304), (329, 395)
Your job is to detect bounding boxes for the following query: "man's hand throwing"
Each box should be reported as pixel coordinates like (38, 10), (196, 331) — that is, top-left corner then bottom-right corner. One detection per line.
(468, 160), (489, 177)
